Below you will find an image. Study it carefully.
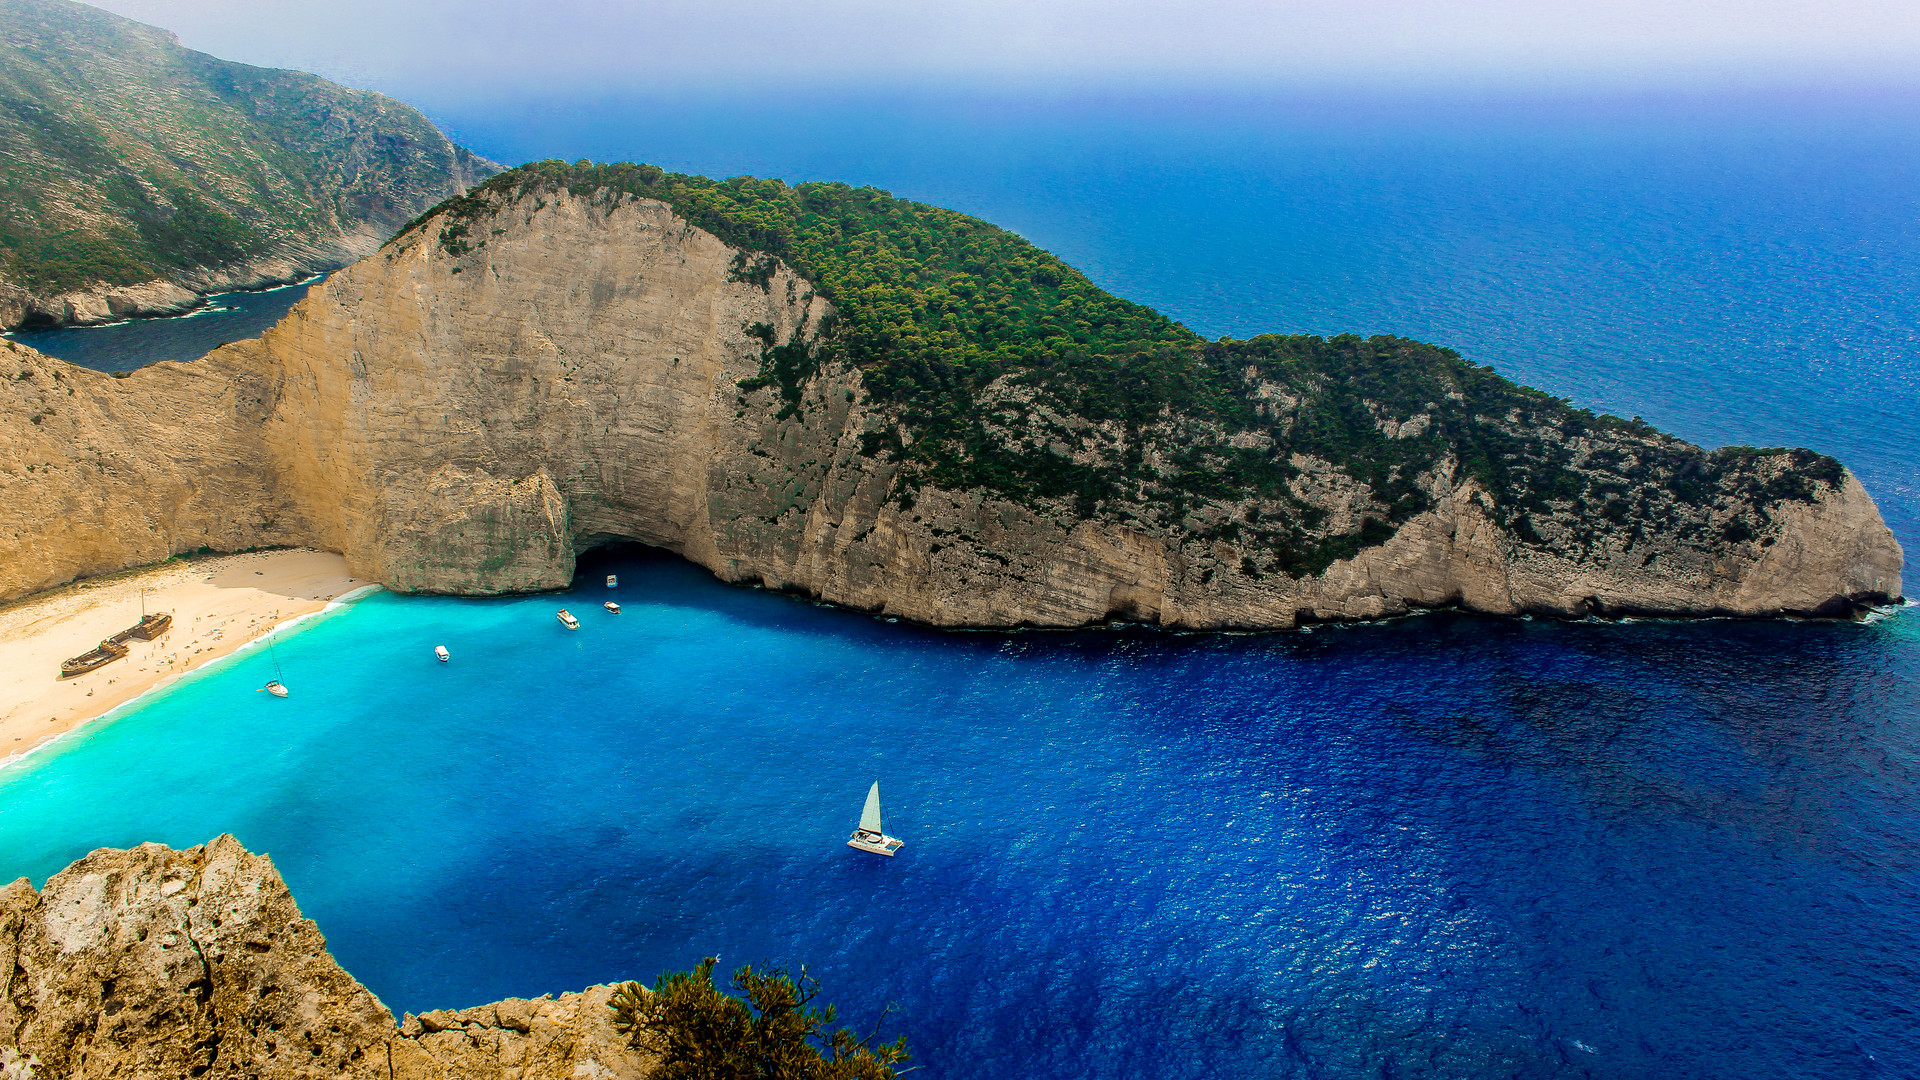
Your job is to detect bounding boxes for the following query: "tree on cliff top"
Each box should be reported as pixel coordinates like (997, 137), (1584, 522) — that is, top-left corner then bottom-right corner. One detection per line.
(609, 958), (910, 1080)
(401, 160), (1855, 581)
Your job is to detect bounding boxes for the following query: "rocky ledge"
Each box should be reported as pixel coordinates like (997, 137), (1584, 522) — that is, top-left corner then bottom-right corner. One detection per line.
(0, 238), (378, 331)
(0, 175), (1902, 625)
(0, 837), (651, 1080)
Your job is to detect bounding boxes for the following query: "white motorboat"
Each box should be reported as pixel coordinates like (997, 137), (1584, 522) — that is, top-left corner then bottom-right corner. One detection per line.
(263, 680), (289, 698)
(847, 781), (904, 856)
(606, 574), (618, 588)
(435, 645), (451, 663)
(604, 601), (621, 614)
(556, 609), (581, 630)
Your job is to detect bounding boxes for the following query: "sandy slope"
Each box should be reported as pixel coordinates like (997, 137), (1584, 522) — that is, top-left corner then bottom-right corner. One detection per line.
(0, 548), (365, 761)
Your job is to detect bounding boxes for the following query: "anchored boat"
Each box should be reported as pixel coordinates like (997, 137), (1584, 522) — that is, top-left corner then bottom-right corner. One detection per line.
(259, 638), (290, 697)
(847, 781), (905, 857)
(435, 645), (451, 663)
(604, 601), (621, 614)
(556, 609), (581, 630)
(606, 574), (618, 588)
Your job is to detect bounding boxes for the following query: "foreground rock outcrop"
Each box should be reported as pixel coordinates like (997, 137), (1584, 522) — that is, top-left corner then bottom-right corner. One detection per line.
(0, 175), (1902, 626)
(0, 837), (652, 1079)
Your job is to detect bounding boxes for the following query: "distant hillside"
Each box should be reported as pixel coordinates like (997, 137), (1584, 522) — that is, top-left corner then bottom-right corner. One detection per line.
(0, 0), (497, 327)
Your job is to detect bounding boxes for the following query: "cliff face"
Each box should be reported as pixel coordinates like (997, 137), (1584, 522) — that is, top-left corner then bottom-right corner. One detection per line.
(253, 189), (832, 597)
(0, 338), (306, 595)
(0, 184), (1903, 625)
(0, 837), (651, 1079)
(0, 0), (497, 329)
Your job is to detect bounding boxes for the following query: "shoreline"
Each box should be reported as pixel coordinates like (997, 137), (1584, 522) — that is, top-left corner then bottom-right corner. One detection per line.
(0, 549), (371, 765)
(2, 270), (333, 335)
(1, 273), (327, 336)
(0, 582), (383, 774)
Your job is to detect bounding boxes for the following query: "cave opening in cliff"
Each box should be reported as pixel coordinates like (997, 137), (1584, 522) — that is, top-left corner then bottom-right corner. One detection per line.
(569, 537), (836, 617)
(570, 539), (687, 591)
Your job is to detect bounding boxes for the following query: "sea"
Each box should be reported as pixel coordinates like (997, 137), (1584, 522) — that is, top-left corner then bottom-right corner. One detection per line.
(7, 275), (324, 373)
(3, 87), (1916, 1079)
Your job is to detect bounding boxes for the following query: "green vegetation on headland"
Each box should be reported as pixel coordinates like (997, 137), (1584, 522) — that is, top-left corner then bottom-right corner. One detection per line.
(610, 959), (909, 1080)
(0, 0), (493, 300)
(410, 161), (1850, 577)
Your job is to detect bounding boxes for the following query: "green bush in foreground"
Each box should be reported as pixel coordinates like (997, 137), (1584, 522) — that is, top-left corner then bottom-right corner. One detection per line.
(609, 958), (909, 1080)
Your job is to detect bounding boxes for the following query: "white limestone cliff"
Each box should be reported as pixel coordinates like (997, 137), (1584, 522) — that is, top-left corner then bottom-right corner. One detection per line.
(0, 186), (1902, 626)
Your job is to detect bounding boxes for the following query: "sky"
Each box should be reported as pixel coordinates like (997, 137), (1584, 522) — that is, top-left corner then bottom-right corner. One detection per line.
(86, 0), (1920, 110)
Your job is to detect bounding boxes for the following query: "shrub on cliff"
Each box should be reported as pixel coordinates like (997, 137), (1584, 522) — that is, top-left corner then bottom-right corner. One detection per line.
(609, 958), (909, 1080)
(399, 161), (1854, 577)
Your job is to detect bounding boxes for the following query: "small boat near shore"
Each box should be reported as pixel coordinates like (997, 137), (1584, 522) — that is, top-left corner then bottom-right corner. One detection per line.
(435, 645), (451, 663)
(60, 640), (129, 678)
(556, 609), (581, 630)
(259, 637), (290, 697)
(606, 574), (618, 588)
(604, 601), (621, 614)
(847, 781), (905, 857)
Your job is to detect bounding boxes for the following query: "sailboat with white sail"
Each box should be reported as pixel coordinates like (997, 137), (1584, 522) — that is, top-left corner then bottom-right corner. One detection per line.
(847, 781), (904, 856)
(260, 637), (289, 697)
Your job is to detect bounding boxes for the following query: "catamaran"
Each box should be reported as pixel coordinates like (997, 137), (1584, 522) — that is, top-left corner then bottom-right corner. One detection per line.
(847, 781), (904, 856)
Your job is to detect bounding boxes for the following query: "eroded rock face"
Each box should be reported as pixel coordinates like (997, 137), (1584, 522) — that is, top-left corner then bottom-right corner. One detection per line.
(0, 186), (1903, 625)
(0, 837), (652, 1080)
(0, 340), (306, 597)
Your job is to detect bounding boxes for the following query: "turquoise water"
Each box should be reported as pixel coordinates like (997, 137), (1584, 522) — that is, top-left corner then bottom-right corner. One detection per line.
(3, 89), (1919, 1078)
(2, 552), (1915, 1078)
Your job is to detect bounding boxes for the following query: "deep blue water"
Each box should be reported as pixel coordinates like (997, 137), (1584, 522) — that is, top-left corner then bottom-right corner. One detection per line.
(6, 275), (322, 373)
(435, 87), (1920, 552)
(1, 89), (1917, 1079)
(0, 553), (1914, 1079)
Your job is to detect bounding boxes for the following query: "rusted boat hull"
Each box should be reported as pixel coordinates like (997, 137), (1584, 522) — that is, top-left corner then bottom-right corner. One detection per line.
(60, 640), (129, 678)
(126, 612), (171, 640)
(107, 613), (171, 646)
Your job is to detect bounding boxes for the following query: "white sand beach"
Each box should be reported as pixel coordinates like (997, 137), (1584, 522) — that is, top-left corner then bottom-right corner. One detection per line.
(0, 549), (367, 761)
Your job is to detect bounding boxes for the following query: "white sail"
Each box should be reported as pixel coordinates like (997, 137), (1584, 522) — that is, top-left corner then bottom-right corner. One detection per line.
(860, 782), (883, 833)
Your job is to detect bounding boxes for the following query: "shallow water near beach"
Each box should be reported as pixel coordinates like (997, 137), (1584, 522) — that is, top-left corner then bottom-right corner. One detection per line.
(0, 553), (1915, 1079)
(3, 89), (1920, 1078)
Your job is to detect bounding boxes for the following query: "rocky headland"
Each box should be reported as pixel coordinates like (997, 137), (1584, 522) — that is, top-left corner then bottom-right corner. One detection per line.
(0, 836), (651, 1079)
(0, 164), (1902, 627)
(0, 0), (496, 330)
